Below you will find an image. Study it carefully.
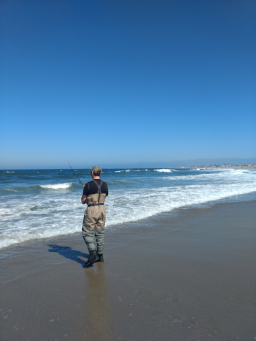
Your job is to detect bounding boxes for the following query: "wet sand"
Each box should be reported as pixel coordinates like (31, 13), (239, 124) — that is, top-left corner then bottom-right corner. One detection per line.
(0, 200), (256, 341)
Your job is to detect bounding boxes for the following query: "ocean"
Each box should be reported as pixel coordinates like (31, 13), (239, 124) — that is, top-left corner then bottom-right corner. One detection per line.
(0, 168), (256, 250)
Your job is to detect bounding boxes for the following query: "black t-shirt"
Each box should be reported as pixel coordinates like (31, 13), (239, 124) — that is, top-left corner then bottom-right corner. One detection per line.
(83, 179), (108, 196)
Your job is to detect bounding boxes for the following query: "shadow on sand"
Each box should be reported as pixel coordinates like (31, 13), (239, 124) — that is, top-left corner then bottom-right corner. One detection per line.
(48, 244), (88, 268)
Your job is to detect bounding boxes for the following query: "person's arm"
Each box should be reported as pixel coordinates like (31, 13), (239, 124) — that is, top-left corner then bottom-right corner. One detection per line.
(81, 183), (88, 204)
(81, 195), (87, 204)
(104, 182), (109, 196)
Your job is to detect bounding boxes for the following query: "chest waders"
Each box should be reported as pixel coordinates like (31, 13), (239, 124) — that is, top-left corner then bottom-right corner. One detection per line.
(82, 180), (106, 266)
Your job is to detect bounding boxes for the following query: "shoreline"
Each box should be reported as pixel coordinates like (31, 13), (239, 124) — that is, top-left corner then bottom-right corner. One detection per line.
(1, 190), (256, 253)
(1, 200), (256, 340)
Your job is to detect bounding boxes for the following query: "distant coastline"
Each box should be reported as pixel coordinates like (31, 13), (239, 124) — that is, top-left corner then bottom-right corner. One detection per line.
(129, 164), (256, 170)
(189, 163), (256, 170)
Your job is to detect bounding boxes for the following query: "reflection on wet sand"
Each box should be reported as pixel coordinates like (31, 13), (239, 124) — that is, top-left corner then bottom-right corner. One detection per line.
(85, 263), (113, 340)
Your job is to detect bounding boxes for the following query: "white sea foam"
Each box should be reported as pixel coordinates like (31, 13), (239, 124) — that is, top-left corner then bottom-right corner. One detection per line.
(115, 169), (149, 173)
(154, 169), (172, 173)
(39, 183), (73, 189)
(5, 171), (15, 173)
(166, 169), (254, 182)
(230, 170), (246, 175)
(114, 170), (131, 173)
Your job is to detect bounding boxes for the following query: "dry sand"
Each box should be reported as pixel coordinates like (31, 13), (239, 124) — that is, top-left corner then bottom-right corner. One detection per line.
(0, 200), (256, 341)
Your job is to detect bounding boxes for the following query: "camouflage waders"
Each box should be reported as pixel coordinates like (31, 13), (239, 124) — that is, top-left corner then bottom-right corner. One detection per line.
(82, 180), (106, 254)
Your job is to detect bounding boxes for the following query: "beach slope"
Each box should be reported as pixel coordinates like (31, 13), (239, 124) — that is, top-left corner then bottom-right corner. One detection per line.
(0, 200), (255, 340)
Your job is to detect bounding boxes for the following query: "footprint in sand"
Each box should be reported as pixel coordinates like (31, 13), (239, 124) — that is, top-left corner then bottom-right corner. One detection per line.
(150, 291), (179, 303)
(122, 277), (136, 282)
(164, 293), (179, 303)
(130, 288), (143, 297)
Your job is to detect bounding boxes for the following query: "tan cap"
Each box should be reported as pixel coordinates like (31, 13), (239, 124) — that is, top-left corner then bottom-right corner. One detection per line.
(91, 166), (102, 175)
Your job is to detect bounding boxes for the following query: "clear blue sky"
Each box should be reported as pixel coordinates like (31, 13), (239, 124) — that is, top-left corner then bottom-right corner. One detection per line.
(1, 0), (255, 169)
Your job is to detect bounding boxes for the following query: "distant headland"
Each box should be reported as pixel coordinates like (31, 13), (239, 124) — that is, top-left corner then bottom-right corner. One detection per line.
(189, 163), (256, 169)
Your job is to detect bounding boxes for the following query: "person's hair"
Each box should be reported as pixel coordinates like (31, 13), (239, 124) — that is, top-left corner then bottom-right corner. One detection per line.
(92, 169), (101, 176)
(91, 166), (102, 176)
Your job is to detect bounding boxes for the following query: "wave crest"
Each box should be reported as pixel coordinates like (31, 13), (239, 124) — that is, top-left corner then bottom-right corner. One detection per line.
(114, 170), (131, 173)
(154, 169), (172, 173)
(39, 182), (73, 189)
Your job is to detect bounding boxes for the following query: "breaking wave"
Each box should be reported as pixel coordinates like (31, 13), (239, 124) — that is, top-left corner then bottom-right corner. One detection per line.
(39, 183), (73, 189)
(154, 169), (172, 173)
(114, 170), (131, 173)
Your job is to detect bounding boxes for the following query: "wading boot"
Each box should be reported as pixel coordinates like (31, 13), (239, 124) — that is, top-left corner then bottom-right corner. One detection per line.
(85, 250), (98, 267)
(97, 253), (104, 262)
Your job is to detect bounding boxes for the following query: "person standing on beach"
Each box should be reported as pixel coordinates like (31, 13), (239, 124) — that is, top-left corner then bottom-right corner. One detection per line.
(81, 166), (108, 267)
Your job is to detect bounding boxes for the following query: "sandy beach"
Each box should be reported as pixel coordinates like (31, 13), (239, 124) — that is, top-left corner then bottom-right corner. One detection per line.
(0, 200), (255, 341)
